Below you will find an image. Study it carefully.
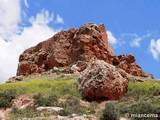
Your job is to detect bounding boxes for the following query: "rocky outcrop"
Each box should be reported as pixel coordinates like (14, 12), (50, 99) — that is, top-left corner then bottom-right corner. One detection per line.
(0, 108), (12, 120)
(112, 54), (143, 76)
(6, 76), (23, 83)
(17, 23), (114, 76)
(12, 95), (35, 109)
(112, 54), (153, 78)
(16, 23), (152, 78)
(77, 59), (128, 100)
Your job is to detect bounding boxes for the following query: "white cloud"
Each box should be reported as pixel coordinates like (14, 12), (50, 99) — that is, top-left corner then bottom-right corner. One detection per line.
(24, 0), (29, 8)
(30, 10), (54, 25)
(107, 31), (118, 45)
(130, 38), (142, 47)
(56, 14), (64, 24)
(0, 1), (64, 82)
(130, 33), (151, 47)
(0, 0), (21, 41)
(0, 11), (58, 83)
(150, 39), (160, 60)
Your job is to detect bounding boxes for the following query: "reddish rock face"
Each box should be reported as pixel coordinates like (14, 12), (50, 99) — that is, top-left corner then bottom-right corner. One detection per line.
(17, 28), (76, 75)
(78, 59), (128, 100)
(17, 23), (114, 76)
(111, 54), (153, 78)
(16, 23), (152, 78)
(112, 54), (143, 76)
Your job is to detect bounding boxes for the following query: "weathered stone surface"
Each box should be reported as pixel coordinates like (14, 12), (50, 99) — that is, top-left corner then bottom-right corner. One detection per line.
(16, 23), (152, 79)
(112, 54), (142, 76)
(36, 107), (63, 112)
(12, 95), (35, 109)
(17, 28), (75, 76)
(111, 54), (153, 78)
(77, 59), (128, 100)
(17, 23), (114, 76)
(6, 76), (23, 83)
(0, 108), (12, 120)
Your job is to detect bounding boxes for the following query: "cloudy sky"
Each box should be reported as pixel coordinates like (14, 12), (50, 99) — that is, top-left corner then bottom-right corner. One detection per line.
(0, 0), (160, 82)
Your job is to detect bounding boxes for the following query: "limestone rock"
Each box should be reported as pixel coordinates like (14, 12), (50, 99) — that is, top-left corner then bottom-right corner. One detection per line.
(77, 59), (128, 100)
(36, 107), (63, 112)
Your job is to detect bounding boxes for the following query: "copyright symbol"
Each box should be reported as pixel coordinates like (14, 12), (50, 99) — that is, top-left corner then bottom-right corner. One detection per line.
(125, 113), (130, 118)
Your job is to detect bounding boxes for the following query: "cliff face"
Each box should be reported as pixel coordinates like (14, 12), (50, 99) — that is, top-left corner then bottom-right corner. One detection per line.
(16, 23), (152, 78)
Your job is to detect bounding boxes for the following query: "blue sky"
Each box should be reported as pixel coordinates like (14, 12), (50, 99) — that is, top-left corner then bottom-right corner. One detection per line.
(0, 0), (160, 82)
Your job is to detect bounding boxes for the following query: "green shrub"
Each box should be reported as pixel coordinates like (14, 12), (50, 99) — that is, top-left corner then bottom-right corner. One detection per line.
(33, 93), (59, 107)
(0, 89), (17, 108)
(100, 102), (119, 120)
(88, 102), (99, 113)
(47, 94), (59, 106)
(9, 106), (57, 119)
(64, 96), (80, 106)
(120, 101), (160, 120)
(128, 81), (160, 99)
(9, 106), (39, 119)
(33, 93), (48, 106)
(58, 109), (70, 116)
(58, 96), (90, 116)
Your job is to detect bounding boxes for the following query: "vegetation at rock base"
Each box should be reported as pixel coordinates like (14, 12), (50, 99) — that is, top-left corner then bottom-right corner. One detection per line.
(0, 74), (159, 119)
(100, 102), (119, 120)
(128, 81), (160, 98)
(0, 89), (16, 108)
(120, 100), (160, 120)
(33, 93), (59, 107)
(118, 81), (160, 120)
(0, 75), (80, 98)
(10, 106), (40, 120)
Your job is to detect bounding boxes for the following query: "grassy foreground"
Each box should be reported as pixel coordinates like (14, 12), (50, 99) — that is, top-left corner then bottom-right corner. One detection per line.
(0, 75), (159, 119)
(0, 76), (159, 99)
(0, 79), (80, 98)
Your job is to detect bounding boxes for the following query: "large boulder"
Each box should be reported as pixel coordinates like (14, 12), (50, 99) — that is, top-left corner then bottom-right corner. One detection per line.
(77, 59), (128, 100)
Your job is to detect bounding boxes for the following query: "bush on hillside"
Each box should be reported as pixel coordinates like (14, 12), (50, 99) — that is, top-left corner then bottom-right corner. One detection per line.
(64, 96), (80, 106)
(120, 101), (160, 120)
(11, 106), (38, 118)
(58, 96), (90, 115)
(100, 102), (119, 120)
(33, 93), (59, 107)
(0, 89), (17, 108)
